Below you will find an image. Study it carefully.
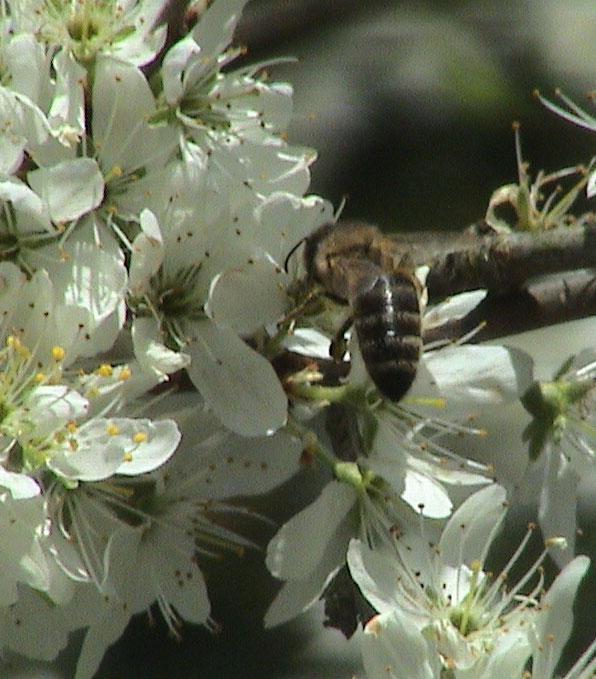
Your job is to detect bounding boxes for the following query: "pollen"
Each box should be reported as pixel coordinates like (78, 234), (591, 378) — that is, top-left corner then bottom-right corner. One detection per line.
(107, 423), (119, 436)
(95, 364), (113, 377)
(365, 615), (381, 636)
(7, 335), (30, 358)
(118, 368), (132, 381)
(545, 536), (567, 550)
(52, 346), (66, 361)
(132, 431), (147, 444)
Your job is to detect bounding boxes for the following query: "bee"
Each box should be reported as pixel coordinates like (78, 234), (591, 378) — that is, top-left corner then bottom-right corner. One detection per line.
(298, 221), (424, 402)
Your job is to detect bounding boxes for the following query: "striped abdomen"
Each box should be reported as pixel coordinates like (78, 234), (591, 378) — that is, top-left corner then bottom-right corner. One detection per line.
(350, 269), (422, 401)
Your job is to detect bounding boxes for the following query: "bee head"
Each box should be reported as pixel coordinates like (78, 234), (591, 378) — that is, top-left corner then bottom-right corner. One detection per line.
(284, 222), (338, 275)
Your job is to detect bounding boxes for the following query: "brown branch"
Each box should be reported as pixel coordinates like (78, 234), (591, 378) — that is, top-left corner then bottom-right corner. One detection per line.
(423, 220), (596, 302)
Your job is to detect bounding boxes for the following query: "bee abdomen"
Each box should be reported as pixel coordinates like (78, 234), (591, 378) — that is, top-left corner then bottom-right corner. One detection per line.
(351, 271), (422, 402)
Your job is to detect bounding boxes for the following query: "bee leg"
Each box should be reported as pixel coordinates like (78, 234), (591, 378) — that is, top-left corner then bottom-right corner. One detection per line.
(330, 317), (353, 362)
(279, 288), (324, 330)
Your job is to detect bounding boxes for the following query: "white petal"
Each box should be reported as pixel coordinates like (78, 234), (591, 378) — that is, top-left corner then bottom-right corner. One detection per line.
(362, 610), (440, 679)
(0, 469), (41, 499)
(48, 439), (125, 482)
(0, 89), (49, 174)
(109, 1), (167, 67)
(264, 514), (354, 627)
(264, 566), (335, 628)
(170, 424), (303, 499)
(70, 304), (125, 360)
(420, 345), (534, 406)
(347, 539), (408, 616)
(28, 220), (127, 332)
(132, 317), (190, 376)
(407, 455), (491, 488)
(49, 49), (86, 137)
(477, 628), (532, 679)
(401, 468), (453, 518)
(114, 418), (181, 475)
(0, 175), (51, 231)
(191, 0), (250, 59)
(0, 268), (68, 364)
(93, 57), (176, 174)
(363, 456), (406, 498)
(207, 256), (288, 334)
(587, 169), (596, 198)
(538, 453), (578, 567)
(25, 385), (88, 437)
(74, 595), (131, 679)
(3, 34), (48, 102)
(438, 484), (507, 567)
(425, 290), (487, 327)
(207, 140), (314, 198)
(187, 320), (287, 436)
(51, 417), (180, 481)
(138, 519), (211, 625)
(129, 209), (164, 294)
(255, 192), (335, 268)
(161, 36), (200, 104)
(27, 158), (104, 222)
(0, 497), (47, 606)
(2, 581), (76, 660)
(532, 555), (590, 679)
(265, 481), (356, 580)
(282, 327), (332, 359)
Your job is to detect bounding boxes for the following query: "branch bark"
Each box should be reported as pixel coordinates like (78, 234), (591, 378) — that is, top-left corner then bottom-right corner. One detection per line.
(421, 220), (596, 302)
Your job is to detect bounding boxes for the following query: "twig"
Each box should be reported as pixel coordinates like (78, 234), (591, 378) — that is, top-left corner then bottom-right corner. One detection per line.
(422, 220), (596, 302)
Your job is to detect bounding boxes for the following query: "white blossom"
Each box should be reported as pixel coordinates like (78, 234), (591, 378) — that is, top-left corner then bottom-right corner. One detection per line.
(521, 350), (596, 565)
(158, 0), (315, 195)
(2, 398), (303, 679)
(6, 0), (168, 66)
(128, 157), (332, 435)
(349, 484), (590, 679)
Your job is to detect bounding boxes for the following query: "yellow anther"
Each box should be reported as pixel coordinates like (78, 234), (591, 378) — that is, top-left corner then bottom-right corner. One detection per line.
(95, 364), (113, 377)
(52, 346), (66, 361)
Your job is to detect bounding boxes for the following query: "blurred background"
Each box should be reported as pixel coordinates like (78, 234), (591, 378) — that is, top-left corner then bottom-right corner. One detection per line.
(9, 1), (596, 677)
(238, 0), (596, 232)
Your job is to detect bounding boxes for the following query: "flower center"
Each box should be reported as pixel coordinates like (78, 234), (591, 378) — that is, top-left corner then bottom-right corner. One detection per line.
(34, 0), (132, 62)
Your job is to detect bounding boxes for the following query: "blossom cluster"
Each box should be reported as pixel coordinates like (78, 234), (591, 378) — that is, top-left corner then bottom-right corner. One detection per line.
(0, 1), (592, 679)
(0, 0), (325, 675)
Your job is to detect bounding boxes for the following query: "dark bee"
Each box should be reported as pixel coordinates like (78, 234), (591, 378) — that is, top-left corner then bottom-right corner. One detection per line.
(301, 221), (423, 402)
